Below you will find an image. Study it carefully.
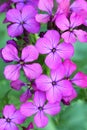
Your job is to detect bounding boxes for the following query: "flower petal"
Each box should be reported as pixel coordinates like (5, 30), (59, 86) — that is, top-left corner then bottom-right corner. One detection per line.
(34, 91), (46, 107)
(6, 9), (21, 22)
(4, 64), (21, 81)
(0, 119), (7, 130)
(63, 59), (77, 77)
(23, 19), (40, 33)
(72, 72), (87, 88)
(22, 45), (39, 62)
(62, 31), (76, 44)
(34, 111), (48, 128)
(36, 38), (52, 54)
(46, 87), (62, 103)
(23, 63), (42, 79)
(45, 53), (61, 69)
(44, 102), (61, 115)
(22, 5), (37, 20)
(35, 75), (52, 91)
(2, 44), (19, 61)
(74, 29), (87, 43)
(7, 23), (23, 37)
(20, 102), (38, 117)
(55, 14), (69, 31)
(36, 14), (50, 23)
(57, 42), (74, 59)
(3, 105), (16, 118)
(12, 110), (26, 124)
(38, 0), (53, 14)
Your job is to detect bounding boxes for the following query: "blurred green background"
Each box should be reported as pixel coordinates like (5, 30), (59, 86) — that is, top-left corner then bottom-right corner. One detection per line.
(0, 8), (87, 130)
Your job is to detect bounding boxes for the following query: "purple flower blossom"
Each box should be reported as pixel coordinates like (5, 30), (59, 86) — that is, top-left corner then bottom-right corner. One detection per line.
(35, 64), (73, 103)
(56, 12), (87, 43)
(0, 104), (25, 130)
(36, 0), (53, 23)
(6, 5), (40, 37)
(20, 91), (61, 128)
(63, 59), (87, 88)
(11, 0), (39, 10)
(2, 44), (42, 81)
(36, 30), (74, 69)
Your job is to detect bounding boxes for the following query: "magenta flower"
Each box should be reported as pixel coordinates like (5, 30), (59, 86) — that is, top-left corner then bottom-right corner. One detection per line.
(0, 104), (25, 130)
(2, 44), (42, 81)
(36, 30), (74, 69)
(6, 5), (40, 37)
(56, 12), (87, 43)
(36, 0), (53, 23)
(11, 0), (39, 10)
(63, 59), (87, 88)
(35, 64), (73, 103)
(20, 91), (61, 128)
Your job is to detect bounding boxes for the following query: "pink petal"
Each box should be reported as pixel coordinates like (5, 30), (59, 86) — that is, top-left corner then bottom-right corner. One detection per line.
(57, 42), (74, 58)
(20, 102), (38, 117)
(12, 110), (26, 124)
(10, 80), (25, 90)
(63, 59), (77, 77)
(3, 105), (16, 118)
(4, 64), (21, 81)
(74, 29), (87, 43)
(70, 12), (85, 28)
(46, 87), (62, 103)
(44, 102), (61, 115)
(34, 111), (48, 128)
(62, 88), (77, 103)
(22, 45), (39, 62)
(2, 44), (19, 61)
(38, 0), (53, 14)
(16, 2), (24, 10)
(45, 52), (61, 69)
(7, 23), (23, 37)
(6, 9), (21, 22)
(44, 30), (60, 46)
(72, 72), (87, 88)
(58, 80), (73, 96)
(55, 14), (69, 31)
(5, 122), (19, 130)
(0, 119), (7, 130)
(34, 91), (46, 107)
(62, 31), (76, 44)
(23, 19), (40, 33)
(23, 63), (42, 79)
(36, 38), (52, 54)
(36, 14), (50, 23)
(22, 5), (37, 20)
(51, 64), (65, 81)
(35, 75), (52, 91)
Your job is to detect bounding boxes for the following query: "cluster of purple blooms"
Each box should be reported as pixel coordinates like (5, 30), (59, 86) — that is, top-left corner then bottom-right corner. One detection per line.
(0, 0), (87, 129)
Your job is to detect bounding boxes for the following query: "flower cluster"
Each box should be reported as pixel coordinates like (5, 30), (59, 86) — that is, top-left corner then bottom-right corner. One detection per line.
(0, 0), (87, 129)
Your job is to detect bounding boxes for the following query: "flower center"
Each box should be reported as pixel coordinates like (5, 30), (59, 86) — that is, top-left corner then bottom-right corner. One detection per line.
(38, 106), (43, 111)
(51, 48), (56, 53)
(52, 81), (57, 86)
(20, 60), (24, 65)
(6, 118), (11, 123)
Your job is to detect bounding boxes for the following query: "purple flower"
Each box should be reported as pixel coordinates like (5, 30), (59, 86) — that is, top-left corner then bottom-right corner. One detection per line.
(35, 64), (73, 103)
(0, 2), (11, 13)
(20, 91), (61, 128)
(36, 0), (53, 23)
(6, 5), (40, 37)
(63, 59), (87, 88)
(36, 30), (74, 69)
(0, 104), (25, 130)
(56, 12), (87, 43)
(2, 44), (42, 81)
(11, 0), (39, 10)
